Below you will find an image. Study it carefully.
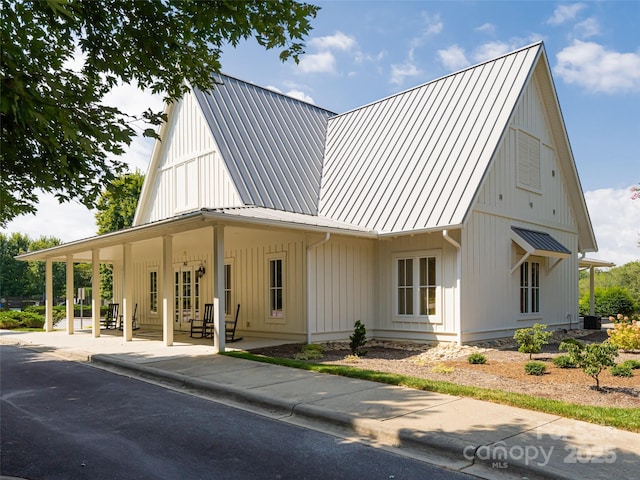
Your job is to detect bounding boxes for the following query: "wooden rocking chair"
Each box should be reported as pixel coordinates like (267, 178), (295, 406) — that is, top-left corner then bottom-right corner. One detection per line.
(225, 304), (242, 343)
(118, 303), (139, 331)
(190, 303), (213, 338)
(101, 303), (119, 329)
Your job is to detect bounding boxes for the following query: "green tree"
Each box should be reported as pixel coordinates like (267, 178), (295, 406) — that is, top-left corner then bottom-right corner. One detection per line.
(25, 236), (66, 299)
(579, 261), (640, 313)
(1, 0), (319, 225)
(95, 171), (144, 234)
(560, 341), (618, 390)
(0, 233), (67, 303)
(513, 323), (552, 360)
(0, 233), (31, 298)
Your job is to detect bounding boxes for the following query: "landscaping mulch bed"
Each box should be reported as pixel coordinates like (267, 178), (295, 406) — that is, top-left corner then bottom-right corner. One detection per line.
(249, 329), (640, 409)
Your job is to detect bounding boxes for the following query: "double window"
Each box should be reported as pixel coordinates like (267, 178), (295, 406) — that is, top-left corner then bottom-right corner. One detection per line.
(520, 261), (540, 314)
(395, 252), (440, 320)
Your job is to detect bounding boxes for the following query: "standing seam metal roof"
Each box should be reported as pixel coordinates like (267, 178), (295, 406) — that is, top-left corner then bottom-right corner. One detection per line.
(194, 74), (336, 215)
(318, 43), (542, 234)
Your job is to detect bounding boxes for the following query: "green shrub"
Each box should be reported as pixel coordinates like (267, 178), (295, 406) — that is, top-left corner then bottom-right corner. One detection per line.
(23, 305), (65, 325)
(0, 310), (44, 329)
(514, 323), (553, 360)
(349, 320), (368, 357)
(560, 341), (619, 389)
(621, 359), (640, 370)
(524, 361), (547, 376)
(579, 286), (636, 317)
(293, 344), (325, 361)
(467, 353), (487, 364)
(552, 355), (577, 368)
(559, 338), (584, 349)
(610, 364), (633, 377)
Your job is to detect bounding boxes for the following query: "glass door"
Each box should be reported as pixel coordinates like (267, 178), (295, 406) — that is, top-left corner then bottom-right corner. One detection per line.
(174, 266), (201, 332)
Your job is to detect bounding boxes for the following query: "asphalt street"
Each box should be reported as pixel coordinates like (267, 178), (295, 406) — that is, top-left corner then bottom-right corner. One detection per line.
(1, 345), (473, 480)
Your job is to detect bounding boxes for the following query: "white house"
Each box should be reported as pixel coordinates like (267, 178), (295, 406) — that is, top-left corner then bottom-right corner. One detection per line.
(19, 42), (605, 351)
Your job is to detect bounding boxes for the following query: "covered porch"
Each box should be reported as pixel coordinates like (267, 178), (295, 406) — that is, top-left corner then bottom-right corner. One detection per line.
(16, 208), (373, 353)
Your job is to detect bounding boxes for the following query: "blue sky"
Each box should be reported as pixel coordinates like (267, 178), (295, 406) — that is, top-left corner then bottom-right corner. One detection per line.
(4, 1), (639, 265)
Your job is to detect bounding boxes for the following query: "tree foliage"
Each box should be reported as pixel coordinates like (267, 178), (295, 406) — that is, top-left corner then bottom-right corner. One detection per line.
(0, 233), (67, 300)
(1, 0), (319, 225)
(513, 323), (552, 360)
(95, 171), (145, 234)
(579, 261), (640, 314)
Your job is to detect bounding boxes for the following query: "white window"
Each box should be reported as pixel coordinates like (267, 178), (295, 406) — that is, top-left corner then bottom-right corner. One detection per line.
(520, 261), (540, 314)
(149, 270), (158, 314)
(267, 254), (286, 320)
(224, 263), (232, 316)
(517, 130), (541, 191)
(394, 251), (440, 321)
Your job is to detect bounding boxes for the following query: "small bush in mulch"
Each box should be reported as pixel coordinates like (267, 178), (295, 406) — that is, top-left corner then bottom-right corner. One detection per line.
(610, 364), (633, 378)
(553, 355), (578, 368)
(621, 359), (640, 370)
(524, 361), (547, 376)
(293, 344), (325, 361)
(467, 353), (487, 364)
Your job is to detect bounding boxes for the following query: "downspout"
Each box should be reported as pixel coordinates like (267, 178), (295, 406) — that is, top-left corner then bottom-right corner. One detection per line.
(443, 230), (462, 346)
(306, 232), (331, 344)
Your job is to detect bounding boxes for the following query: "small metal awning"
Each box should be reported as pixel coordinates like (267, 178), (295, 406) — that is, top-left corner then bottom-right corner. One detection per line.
(510, 226), (571, 273)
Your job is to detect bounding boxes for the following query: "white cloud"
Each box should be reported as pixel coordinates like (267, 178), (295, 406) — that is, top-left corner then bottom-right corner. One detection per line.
(3, 193), (97, 243)
(284, 89), (315, 104)
(390, 62), (421, 86)
(574, 17), (600, 39)
(309, 31), (356, 51)
(298, 51), (337, 74)
(472, 41), (513, 63)
(475, 23), (495, 34)
(420, 12), (443, 36)
(547, 3), (586, 25)
(584, 187), (640, 266)
(554, 40), (640, 93)
(437, 45), (470, 72)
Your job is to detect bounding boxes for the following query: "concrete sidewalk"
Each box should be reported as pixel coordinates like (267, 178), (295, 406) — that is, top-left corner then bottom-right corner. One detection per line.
(1, 329), (638, 480)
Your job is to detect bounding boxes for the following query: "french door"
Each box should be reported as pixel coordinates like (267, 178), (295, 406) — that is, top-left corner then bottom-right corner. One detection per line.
(174, 266), (201, 332)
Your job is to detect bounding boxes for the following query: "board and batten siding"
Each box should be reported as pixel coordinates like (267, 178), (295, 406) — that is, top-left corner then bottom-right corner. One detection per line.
(224, 229), (306, 340)
(461, 73), (580, 341)
(461, 212), (578, 341)
(375, 233), (458, 342)
(140, 90), (243, 224)
(307, 236), (375, 342)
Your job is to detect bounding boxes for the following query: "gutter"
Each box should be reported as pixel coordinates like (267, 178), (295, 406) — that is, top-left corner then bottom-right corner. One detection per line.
(306, 233), (331, 344)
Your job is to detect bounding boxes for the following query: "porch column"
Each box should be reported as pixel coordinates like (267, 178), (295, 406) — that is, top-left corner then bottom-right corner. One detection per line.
(162, 235), (174, 346)
(44, 258), (53, 332)
(92, 249), (100, 337)
(589, 265), (595, 316)
(123, 243), (133, 341)
(213, 225), (225, 354)
(66, 255), (74, 334)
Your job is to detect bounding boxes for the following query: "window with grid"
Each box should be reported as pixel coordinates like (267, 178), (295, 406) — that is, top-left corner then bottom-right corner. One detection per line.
(395, 252), (439, 319)
(224, 264), (232, 316)
(149, 270), (158, 314)
(520, 261), (540, 314)
(269, 258), (283, 318)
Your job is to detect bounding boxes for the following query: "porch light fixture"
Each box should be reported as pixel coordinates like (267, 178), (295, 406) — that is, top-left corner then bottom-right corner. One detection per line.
(196, 264), (206, 279)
